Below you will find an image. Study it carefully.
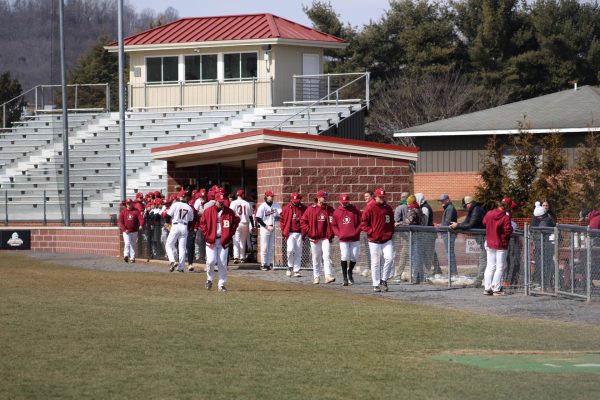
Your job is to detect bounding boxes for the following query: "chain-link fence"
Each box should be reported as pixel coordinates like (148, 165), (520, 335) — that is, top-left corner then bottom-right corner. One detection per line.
(134, 219), (598, 299)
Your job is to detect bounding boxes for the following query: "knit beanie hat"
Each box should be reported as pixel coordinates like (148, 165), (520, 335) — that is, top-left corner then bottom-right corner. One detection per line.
(407, 195), (417, 205)
(533, 202), (546, 217)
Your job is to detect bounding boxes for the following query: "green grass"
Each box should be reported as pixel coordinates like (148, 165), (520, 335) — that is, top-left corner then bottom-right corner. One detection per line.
(1, 252), (600, 399)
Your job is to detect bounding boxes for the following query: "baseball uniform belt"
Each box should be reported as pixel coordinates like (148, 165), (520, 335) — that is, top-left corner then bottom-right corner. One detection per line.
(173, 222), (187, 225)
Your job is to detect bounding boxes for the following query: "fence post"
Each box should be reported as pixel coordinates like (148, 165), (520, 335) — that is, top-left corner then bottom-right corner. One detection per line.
(524, 223), (530, 296)
(586, 227), (592, 302)
(2, 104), (5, 129)
(335, 90), (339, 126)
(408, 229), (413, 284)
(74, 83), (78, 109)
(447, 229), (452, 288)
(35, 86), (38, 113)
(143, 83), (147, 110)
(327, 75), (331, 101)
(81, 188), (85, 226)
(253, 78), (257, 108)
(554, 226), (559, 295)
(179, 81), (183, 110)
(216, 81), (221, 108)
(540, 230), (545, 292)
(43, 190), (47, 226)
(570, 231), (575, 294)
(4, 190), (7, 225)
(106, 83), (110, 112)
(307, 108), (311, 133)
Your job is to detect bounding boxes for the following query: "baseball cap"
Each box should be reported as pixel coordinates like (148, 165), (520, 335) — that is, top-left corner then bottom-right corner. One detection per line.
(135, 192), (143, 199)
(154, 198), (163, 205)
(501, 197), (512, 206)
(236, 189), (245, 197)
(339, 193), (350, 203)
(316, 190), (328, 198)
(291, 192), (302, 201)
(215, 193), (226, 201)
(438, 194), (449, 201)
(374, 188), (386, 198)
(125, 198), (133, 204)
(265, 190), (275, 197)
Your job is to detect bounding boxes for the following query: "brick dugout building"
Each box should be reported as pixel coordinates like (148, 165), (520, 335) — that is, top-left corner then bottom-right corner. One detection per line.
(151, 129), (418, 205)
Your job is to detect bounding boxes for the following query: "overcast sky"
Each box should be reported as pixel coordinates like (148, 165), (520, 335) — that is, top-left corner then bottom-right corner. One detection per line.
(126, 0), (391, 28)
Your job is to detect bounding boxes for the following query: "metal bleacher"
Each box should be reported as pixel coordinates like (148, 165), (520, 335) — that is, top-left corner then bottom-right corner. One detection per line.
(0, 102), (363, 222)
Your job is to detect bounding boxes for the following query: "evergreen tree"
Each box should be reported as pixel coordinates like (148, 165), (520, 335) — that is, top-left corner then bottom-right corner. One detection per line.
(475, 134), (508, 210)
(66, 35), (118, 111)
(573, 131), (600, 212)
(0, 71), (24, 127)
(506, 127), (539, 217)
(532, 132), (572, 217)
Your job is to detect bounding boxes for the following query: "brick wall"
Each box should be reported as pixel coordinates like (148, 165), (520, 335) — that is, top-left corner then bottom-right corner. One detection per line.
(415, 172), (482, 201)
(24, 227), (121, 256)
(256, 147), (413, 205)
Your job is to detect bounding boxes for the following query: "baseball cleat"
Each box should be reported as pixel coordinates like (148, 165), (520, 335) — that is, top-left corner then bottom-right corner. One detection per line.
(205, 280), (212, 290)
(131, 258), (136, 263)
(373, 286), (381, 292)
(293, 272), (302, 278)
(381, 280), (389, 292)
(313, 277), (320, 285)
(233, 258), (240, 264)
(342, 279), (349, 287)
(493, 290), (506, 296)
(169, 262), (176, 272)
(177, 268), (184, 273)
(218, 286), (227, 292)
(188, 264), (194, 272)
(124, 256), (129, 263)
(286, 268), (293, 277)
(348, 278), (354, 285)
(483, 289), (493, 296)
(325, 275), (336, 284)
(260, 265), (268, 271)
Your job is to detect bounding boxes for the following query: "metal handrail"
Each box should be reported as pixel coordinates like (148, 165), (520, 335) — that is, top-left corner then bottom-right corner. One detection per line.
(273, 72), (369, 132)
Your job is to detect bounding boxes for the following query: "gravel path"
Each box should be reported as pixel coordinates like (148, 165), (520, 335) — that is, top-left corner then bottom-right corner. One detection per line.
(23, 251), (600, 326)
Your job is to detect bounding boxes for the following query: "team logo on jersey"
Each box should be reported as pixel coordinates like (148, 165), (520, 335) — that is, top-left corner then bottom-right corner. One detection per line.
(127, 214), (133, 220)
(293, 213), (297, 219)
(223, 220), (230, 228)
(329, 216), (333, 223)
(343, 216), (350, 224)
(319, 213), (325, 221)
(385, 215), (390, 224)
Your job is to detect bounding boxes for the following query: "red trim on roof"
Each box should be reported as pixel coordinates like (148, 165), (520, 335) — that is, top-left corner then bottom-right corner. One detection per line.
(111, 13), (345, 46)
(151, 129), (419, 154)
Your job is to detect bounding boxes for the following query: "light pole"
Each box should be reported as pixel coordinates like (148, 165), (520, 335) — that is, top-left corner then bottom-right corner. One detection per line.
(59, 0), (70, 225)
(118, 0), (126, 201)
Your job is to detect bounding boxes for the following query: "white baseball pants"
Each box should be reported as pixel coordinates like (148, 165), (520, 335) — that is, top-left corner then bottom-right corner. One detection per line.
(310, 239), (333, 278)
(286, 232), (303, 272)
(339, 241), (360, 262)
(233, 223), (250, 260)
(368, 240), (394, 286)
(166, 224), (188, 271)
(122, 231), (138, 259)
(206, 238), (229, 287)
(484, 248), (507, 292)
(260, 226), (274, 266)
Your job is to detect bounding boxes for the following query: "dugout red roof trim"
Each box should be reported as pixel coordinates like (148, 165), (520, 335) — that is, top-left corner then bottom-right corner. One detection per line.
(107, 14), (347, 50)
(151, 129), (418, 167)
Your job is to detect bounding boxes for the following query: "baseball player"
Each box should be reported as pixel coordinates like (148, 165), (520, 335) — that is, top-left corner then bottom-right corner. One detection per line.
(255, 190), (282, 271)
(360, 188), (395, 292)
(280, 192), (306, 277)
(200, 193), (240, 291)
(118, 198), (144, 263)
(331, 194), (362, 286)
(229, 189), (254, 263)
(300, 190), (336, 284)
(166, 190), (195, 272)
(185, 197), (200, 271)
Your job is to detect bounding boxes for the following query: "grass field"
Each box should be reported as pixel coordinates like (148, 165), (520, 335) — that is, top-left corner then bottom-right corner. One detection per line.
(1, 252), (600, 399)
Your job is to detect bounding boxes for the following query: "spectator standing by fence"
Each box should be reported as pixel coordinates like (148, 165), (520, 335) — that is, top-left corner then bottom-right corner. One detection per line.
(405, 195), (424, 283)
(450, 196), (486, 285)
(301, 190), (336, 284)
(531, 202), (556, 290)
(331, 194), (362, 286)
(280, 192), (306, 277)
(361, 188), (395, 292)
(438, 194), (458, 274)
(255, 190), (282, 271)
(416, 193), (441, 276)
(118, 198), (144, 263)
(392, 192), (409, 282)
(482, 200), (513, 295)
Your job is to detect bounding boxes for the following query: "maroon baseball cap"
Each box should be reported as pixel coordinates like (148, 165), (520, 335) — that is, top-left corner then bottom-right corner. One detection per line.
(215, 193), (226, 202)
(135, 192), (143, 199)
(178, 190), (187, 198)
(236, 189), (245, 197)
(125, 198), (133, 204)
(291, 192), (302, 201)
(265, 190), (275, 197)
(339, 193), (350, 203)
(316, 190), (328, 198)
(374, 188), (386, 198)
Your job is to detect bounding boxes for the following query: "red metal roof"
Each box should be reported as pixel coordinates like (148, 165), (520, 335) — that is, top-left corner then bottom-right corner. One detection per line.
(116, 14), (346, 46)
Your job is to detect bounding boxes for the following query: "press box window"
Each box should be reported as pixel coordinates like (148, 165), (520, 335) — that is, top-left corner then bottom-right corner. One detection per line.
(224, 52), (257, 81)
(146, 56), (178, 83)
(184, 54), (217, 82)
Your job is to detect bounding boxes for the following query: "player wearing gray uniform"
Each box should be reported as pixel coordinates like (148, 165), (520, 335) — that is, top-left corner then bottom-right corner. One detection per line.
(255, 190), (282, 270)
(166, 191), (195, 272)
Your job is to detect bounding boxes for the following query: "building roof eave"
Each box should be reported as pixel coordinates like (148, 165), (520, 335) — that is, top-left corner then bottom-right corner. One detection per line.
(394, 126), (600, 138)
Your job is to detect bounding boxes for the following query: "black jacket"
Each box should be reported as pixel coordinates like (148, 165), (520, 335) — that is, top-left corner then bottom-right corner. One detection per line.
(457, 203), (486, 230)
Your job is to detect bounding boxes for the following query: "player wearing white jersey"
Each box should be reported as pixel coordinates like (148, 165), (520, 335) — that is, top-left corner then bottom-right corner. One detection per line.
(229, 189), (254, 263)
(166, 191), (195, 272)
(254, 190), (282, 270)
